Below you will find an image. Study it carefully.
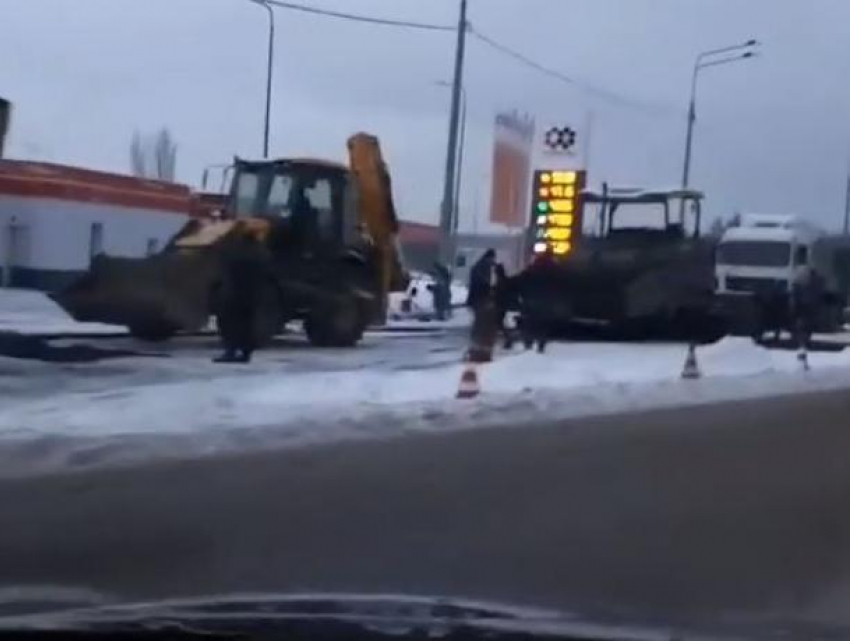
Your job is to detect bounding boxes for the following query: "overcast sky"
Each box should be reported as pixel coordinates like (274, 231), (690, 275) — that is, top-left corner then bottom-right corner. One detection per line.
(3, 0), (850, 231)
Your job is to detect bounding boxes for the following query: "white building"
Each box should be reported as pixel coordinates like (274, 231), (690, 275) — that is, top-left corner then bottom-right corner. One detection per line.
(0, 160), (198, 290)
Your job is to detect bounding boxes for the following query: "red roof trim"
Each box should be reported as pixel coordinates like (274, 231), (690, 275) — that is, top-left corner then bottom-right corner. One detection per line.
(0, 160), (195, 215)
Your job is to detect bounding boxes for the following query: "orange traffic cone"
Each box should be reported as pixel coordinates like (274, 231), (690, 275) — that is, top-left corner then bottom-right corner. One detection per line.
(456, 362), (481, 399)
(681, 343), (701, 380)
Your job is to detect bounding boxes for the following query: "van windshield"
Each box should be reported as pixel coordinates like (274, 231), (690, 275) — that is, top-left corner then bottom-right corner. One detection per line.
(716, 240), (791, 267)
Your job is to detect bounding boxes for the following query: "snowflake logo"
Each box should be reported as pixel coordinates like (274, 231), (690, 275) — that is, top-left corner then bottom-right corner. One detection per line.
(544, 126), (577, 152)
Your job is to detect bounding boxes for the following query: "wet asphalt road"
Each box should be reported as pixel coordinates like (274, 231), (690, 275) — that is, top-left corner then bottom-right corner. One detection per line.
(1, 388), (850, 636)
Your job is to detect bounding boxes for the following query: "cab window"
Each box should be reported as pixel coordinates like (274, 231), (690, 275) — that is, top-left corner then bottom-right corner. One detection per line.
(305, 178), (337, 241)
(267, 174), (294, 218)
(233, 171), (261, 216)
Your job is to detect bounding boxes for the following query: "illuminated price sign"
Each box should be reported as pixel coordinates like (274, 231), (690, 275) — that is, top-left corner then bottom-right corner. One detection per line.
(529, 169), (586, 257)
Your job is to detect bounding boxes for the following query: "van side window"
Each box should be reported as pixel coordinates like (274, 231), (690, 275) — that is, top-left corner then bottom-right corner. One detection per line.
(795, 245), (808, 266)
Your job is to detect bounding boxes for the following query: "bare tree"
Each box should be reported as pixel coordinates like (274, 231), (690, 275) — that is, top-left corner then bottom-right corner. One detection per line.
(0, 97), (11, 159)
(154, 129), (177, 181)
(130, 128), (178, 181)
(130, 131), (147, 178)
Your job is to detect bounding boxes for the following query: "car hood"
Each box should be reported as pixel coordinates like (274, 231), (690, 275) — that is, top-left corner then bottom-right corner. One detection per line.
(0, 593), (681, 640)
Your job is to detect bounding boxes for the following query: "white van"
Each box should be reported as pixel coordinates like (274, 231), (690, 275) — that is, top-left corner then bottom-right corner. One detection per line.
(715, 214), (844, 334)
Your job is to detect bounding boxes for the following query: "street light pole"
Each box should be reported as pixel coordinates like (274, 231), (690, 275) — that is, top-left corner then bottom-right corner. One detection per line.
(438, 0), (468, 265)
(680, 65), (700, 194)
(680, 40), (758, 193)
(249, 0), (275, 158)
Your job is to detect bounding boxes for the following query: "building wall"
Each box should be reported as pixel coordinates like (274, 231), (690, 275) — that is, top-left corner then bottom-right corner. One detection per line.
(2, 196), (187, 268)
(0, 197), (188, 290)
(0, 159), (193, 290)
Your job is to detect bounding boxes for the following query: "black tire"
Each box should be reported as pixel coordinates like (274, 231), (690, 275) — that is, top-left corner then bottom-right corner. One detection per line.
(305, 296), (368, 348)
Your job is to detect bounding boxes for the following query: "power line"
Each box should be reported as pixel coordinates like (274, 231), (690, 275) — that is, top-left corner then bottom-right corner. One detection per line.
(252, 0), (678, 115)
(468, 27), (580, 87)
(468, 25), (679, 115)
(260, 0), (454, 31)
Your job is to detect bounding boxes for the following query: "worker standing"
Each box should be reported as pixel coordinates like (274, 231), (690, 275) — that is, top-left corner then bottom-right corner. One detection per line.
(430, 261), (452, 321)
(466, 249), (496, 309)
(791, 264), (823, 350)
(466, 249), (499, 362)
(516, 251), (557, 353)
(213, 234), (272, 364)
(494, 263), (515, 348)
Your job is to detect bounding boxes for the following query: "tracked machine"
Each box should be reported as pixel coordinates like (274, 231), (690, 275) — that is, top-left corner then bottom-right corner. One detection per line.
(519, 183), (724, 341)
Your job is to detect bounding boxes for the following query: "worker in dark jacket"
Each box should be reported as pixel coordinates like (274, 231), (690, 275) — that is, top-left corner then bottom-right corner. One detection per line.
(515, 252), (559, 353)
(466, 249), (496, 309)
(466, 249), (498, 361)
(213, 233), (273, 364)
(430, 262), (452, 320)
(791, 266), (824, 349)
(494, 262), (516, 348)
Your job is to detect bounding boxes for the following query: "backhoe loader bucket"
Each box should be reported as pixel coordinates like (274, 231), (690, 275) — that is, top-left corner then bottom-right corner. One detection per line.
(50, 250), (221, 339)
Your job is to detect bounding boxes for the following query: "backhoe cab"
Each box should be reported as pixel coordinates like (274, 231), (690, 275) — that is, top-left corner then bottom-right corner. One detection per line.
(217, 157), (383, 346)
(228, 158), (364, 249)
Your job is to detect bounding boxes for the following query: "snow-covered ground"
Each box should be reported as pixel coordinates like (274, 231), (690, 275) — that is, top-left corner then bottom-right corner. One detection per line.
(0, 288), (121, 336)
(2, 330), (850, 476)
(3, 285), (850, 477)
(1, 286), (471, 335)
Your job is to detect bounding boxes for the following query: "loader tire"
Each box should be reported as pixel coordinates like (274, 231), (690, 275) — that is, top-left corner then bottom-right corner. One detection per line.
(305, 296), (367, 348)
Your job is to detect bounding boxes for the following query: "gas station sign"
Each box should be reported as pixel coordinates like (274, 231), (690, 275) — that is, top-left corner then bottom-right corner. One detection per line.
(530, 169), (586, 256)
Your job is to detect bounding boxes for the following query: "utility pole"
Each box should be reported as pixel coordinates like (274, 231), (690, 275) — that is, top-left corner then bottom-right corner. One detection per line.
(843, 170), (850, 235)
(452, 87), (467, 235)
(438, 0), (468, 265)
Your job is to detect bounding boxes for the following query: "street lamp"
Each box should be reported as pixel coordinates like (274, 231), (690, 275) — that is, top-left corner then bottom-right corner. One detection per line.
(681, 39), (759, 193)
(436, 80), (467, 241)
(248, 0), (275, 158)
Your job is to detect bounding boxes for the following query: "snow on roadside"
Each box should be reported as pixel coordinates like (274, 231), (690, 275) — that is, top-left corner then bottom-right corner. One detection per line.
(1, 337), (849, 476)
(1, 286), (470, 336)
(0, 288), (120, 336)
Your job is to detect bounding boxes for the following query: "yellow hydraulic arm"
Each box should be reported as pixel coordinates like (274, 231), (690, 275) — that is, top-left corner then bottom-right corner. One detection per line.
(346, 133), (409, 310)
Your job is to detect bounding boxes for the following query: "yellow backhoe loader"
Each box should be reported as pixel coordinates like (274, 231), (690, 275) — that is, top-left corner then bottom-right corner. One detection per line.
(51, 133), (408, 347)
